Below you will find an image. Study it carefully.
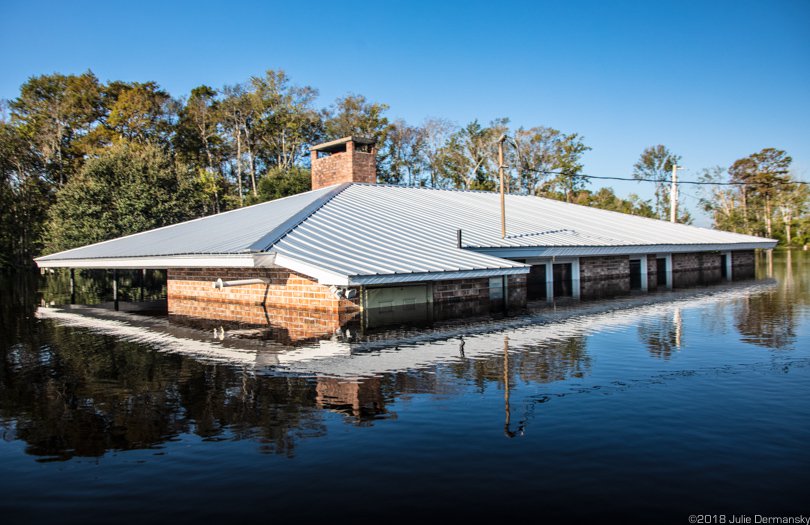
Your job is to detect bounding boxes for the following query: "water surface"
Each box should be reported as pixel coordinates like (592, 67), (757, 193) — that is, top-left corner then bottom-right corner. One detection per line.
(1, 251), (808, 523)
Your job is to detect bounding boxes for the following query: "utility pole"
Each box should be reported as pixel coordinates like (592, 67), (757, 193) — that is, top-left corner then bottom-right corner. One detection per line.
(498, 134), (507, 238)
(670, 163), (680, 223)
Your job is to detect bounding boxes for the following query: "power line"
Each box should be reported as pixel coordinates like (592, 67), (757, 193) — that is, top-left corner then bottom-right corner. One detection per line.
(512, 166), (809, 187)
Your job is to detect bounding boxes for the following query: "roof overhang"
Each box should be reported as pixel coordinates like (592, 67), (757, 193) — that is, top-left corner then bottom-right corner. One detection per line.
(34, 253), (278, 270)
(471, 242), (777, 259)
(347, 266), (530, 286)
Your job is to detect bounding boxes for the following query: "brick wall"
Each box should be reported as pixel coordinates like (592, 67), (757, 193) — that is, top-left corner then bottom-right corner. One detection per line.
(167, 268), (360, 343)
(311, 141), (377, 190)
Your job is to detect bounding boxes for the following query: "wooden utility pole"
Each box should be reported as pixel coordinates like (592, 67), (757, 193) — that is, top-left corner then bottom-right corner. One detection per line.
(670, 163), (679, 223)
(498, 135), (507, 238)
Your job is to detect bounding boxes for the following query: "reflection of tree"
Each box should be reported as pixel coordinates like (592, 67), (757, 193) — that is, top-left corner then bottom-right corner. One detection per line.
(446, 335), (591, 390)
(736, 250), (809, 350)
(735, 294), (796, 350)
(1, 313), (334, 460)
(638, 311), (681, 360)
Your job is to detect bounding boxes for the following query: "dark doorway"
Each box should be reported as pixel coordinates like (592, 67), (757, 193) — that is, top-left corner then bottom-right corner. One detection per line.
(527, 264), (547, 300)
(720, 254), (728, 279)
(629, 259), (642, 290)
(553, 263), (573, 297)
(656, 258), (668, 287)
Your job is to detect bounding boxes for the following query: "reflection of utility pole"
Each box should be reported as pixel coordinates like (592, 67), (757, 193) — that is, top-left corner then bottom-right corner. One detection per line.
(503, 335), (512, 437)
(785, 250), (793, 288)
(670, 164), (681, 223)
(498, 135), (507, 239)
(674, 307), (682, 350)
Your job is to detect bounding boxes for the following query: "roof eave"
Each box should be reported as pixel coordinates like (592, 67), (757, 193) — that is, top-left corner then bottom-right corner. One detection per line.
(471, 241), (777, 258)
(35, 253), (276, 270)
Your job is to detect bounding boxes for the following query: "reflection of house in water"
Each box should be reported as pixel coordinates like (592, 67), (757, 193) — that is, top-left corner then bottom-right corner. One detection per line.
(23, 279), (782, 459)
(36, 136), (776, 341)
(315, 377), (387, 421)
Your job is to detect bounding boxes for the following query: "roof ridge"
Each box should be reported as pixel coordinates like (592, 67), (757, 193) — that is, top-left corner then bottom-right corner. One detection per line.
(249, 183), (351, 252)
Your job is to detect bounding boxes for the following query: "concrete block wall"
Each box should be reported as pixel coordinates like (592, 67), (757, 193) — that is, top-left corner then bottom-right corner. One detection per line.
(732, 249), (756, 279)
(646, 254), (659, 291)
(432, 278), (490, 303)
(672, 252), (722, 272)
(431, 275), (527, 307)
(580, 255), (630, 299)
(579, 256), (630, 280)
(508, 274), (528, 306)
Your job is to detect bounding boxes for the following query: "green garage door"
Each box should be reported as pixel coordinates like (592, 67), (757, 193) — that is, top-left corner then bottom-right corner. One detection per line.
(365, 285), (429, 328)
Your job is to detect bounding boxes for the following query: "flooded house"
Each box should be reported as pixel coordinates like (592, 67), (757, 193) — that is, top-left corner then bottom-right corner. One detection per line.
(35, 136), (776, 341)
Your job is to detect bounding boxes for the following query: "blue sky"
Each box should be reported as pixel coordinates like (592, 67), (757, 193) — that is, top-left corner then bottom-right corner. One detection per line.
(2, 0), (808, 223)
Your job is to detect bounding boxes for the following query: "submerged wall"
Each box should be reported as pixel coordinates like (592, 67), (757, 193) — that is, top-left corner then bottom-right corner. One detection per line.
(580, 256), (631, 299)
(732, 250), (756, 279)
(167, 268), (361, 343)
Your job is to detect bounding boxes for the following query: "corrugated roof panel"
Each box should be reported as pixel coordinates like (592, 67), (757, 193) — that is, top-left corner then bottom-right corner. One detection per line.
(269, 184), (773, 279)
(38, 183), (775, 282)
(36, 185), (342, 261)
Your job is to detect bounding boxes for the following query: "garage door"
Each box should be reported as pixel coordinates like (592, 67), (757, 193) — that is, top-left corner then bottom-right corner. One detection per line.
(365, 285), (429, 328)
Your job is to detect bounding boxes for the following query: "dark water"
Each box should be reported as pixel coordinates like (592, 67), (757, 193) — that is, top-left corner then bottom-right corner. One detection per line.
(1, 251), (809, 523)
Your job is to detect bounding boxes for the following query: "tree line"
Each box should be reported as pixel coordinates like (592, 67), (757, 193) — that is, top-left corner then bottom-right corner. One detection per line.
(1, 69), (806, 270)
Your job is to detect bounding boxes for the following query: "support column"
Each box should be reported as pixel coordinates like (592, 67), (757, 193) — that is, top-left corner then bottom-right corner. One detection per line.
(140, 268), (146, 301)
(639, 254), (648, 292)
(572, 258), (581, 300)
(664, 254), (673, 290)
(724, 251), (732, 281)
(545, 262), (554, 303)
(112, 269), (119, 311)
(69, 268), (76, 305)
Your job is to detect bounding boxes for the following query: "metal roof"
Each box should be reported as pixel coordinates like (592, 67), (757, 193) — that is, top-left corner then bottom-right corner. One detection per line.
(36, 184), (341, 262)
(37, 183), (776, 284)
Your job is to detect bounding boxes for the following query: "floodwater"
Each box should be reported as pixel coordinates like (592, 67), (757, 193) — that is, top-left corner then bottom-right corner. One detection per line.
(1, 251), (808, 523)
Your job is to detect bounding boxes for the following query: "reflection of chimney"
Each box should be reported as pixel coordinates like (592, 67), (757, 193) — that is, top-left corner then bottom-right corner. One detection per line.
(315, 377), (385, 418)
(310, 136), (377, 190)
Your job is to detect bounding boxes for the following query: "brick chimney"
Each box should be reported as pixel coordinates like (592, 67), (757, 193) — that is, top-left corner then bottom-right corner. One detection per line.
(310, 136), (377, 190)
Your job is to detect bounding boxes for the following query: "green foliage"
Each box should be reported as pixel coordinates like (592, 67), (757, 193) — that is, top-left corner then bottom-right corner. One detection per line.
(44, 144), (206, 253)
(4, 67), (803, 271)
(250, 166), (311, 203)
(632, 145), (681, 220)
(324, 94), (391, 144)
(571, 187), (657, 218)
(700, 149), (808, 244)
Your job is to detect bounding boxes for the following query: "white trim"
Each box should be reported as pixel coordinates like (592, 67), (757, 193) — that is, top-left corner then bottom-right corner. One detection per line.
(474, 242), (775, 258)
(348, 267), (529, 286)
(274, 253), (351, 286)
(35, 254), (266, 269)
(571, 257), (581, 299)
